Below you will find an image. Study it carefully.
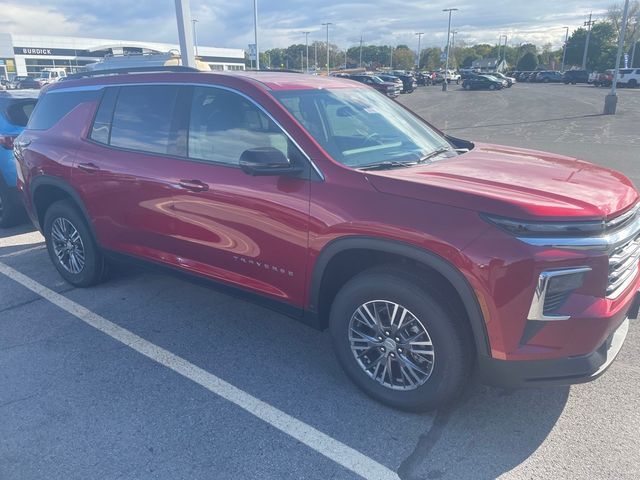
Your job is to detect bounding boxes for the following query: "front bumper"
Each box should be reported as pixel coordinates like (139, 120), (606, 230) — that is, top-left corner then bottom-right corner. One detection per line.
(478, 316), (630, 388)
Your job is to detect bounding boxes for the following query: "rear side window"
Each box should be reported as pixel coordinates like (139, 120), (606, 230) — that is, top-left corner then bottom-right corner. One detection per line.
(5, 100), (37, 126)
(90, 88), (119, 144)
(28, 90), (99, 130)
(109, 85), (185, 155)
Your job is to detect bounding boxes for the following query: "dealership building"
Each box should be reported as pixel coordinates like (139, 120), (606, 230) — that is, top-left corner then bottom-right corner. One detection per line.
(0, 33), (245, 79)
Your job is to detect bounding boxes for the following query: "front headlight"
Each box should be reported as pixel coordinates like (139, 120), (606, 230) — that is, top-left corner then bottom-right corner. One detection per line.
(482, 214), (605, 237)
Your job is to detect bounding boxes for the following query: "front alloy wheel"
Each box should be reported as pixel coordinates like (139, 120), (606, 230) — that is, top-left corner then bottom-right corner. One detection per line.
(329, 267), (473, 412)
(349, 300), (435, 390)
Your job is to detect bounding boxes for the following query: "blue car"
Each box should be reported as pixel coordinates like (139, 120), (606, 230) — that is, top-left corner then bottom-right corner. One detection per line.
(0, 92), (38, 227)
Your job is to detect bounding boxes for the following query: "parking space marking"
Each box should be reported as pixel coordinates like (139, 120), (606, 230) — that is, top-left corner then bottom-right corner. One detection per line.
(0, 245), (46, 258)
(0, 261), (400, 480)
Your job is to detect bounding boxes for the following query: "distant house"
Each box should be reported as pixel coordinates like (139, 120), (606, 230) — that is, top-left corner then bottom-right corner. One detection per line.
(471, 58), (509, 73)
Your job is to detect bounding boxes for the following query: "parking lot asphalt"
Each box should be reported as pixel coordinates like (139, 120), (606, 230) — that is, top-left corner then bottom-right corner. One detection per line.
(1, 83), (639, 480)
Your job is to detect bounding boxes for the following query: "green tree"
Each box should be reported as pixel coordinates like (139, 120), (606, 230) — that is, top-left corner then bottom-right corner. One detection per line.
(518, 51), (538, 70)
(393, 45), (415, 70)
(564, 22), (616, 70)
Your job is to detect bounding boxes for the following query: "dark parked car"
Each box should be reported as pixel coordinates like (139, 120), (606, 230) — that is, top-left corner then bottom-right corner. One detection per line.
(462, 75), (504, 90)
(535, 71), (564, 83)
(17, 77), (43, 89)
(396, 74), (417, 93)
(0, 92), (38, 226)
(416, 71), (435, 86)
(376, 74), (404, 91)
(349, 74), (400, 97)
(563, 70), (590, 84)
(14, 68), (637, 412)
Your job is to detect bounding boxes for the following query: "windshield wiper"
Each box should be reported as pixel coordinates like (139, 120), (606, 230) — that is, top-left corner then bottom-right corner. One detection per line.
(418, 147), (454, 164)
(358, 161), (416, 171)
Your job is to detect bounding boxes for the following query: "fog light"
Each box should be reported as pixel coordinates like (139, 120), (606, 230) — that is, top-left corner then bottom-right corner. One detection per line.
(528, 267), (591, 321)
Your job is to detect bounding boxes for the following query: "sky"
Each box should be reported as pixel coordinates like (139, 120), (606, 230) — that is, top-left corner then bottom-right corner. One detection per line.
(1, 1), (617, 51)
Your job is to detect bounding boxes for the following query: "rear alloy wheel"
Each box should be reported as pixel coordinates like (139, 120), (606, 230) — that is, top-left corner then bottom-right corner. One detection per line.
(329, 267), (472, 412)
(489, 84), (496, 90)
(44, 199), (107, 287)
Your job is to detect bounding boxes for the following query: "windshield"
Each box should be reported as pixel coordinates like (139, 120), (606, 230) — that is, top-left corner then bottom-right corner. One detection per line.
(39, 71), (51, 79)
(273, 87), (452, 168)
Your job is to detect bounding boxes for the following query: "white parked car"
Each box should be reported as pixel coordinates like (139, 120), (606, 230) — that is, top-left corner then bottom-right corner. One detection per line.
(35, 68), (67, 85)
(617, 68), (640, 88)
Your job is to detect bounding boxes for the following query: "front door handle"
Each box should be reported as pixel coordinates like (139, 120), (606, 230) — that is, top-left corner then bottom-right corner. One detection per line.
(77, 162), (100, 173)
(178, 179), (209, 192)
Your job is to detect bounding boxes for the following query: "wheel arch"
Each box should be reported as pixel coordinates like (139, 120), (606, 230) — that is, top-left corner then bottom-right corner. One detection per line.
(30, 176), (98, 243)
(308, 236), (490, 357)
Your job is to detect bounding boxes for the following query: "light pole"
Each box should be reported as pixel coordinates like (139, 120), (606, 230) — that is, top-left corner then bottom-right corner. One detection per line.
(303, 31), (310, 73)
(451, 30), (458, 68)
(322, 22), (332, 75)
(314, 42), (318, 69)
(502, 34), (508, 65)
(442, 8), (458, 91)
(497, 35), (503, 63)
(582, 12), (595, 70)
(359, 34), (363, 69)
(390, 45), (394, 69)
(561, 27), (569, 72)
(253, 0), (260, 70)
(191, 19), (199, 57)
(604, 0), (631, 114)
(415, 32), (424, 70)
(174, 0), (196, 68)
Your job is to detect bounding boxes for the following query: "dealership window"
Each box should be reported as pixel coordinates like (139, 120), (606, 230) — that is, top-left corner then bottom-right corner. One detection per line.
(25, 58), (98, 76)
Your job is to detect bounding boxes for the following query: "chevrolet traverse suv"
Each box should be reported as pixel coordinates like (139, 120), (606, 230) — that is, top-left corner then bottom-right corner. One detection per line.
(15, 68), (637, 411)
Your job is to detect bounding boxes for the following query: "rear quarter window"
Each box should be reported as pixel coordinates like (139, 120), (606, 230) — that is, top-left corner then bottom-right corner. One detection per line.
(27, 89), (99, 130)
(4, 100), (37, 127)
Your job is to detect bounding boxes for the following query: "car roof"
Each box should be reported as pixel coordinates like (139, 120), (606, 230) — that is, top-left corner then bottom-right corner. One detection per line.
(50, 70), (365, 93)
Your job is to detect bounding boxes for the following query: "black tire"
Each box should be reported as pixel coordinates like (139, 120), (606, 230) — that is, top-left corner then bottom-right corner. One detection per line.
(629, 80), (638, 88)
(0, 181), (25, 228)
(329, 266), (473, 412)
(43, 199), (107, 287)
(464, 83), (471, 90)
(489, 84), (496, 90)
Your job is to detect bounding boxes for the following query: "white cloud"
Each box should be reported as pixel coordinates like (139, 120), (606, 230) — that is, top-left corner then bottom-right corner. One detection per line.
(0, 1), (619, 50)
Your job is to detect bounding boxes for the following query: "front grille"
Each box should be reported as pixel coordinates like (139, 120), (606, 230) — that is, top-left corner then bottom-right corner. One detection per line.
(607, 233), (640, 298)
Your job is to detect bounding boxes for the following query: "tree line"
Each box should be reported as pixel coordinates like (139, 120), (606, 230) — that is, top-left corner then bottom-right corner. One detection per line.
(250, 2), (639, 72)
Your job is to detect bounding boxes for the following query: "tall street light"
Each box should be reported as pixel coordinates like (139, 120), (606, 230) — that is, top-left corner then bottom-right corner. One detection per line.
(604, 0), (631, 114)
(359, 34), (364, 69)
(415, 32), (424, 70)
(582, 12), (595, 70)
(303, 31), (310, 73)
(442, 8), (458, 91)
(561, 27), (569, 72)
(191, 19), (199, 57)
(253, 0), (260, 70)
(174, 0), (196, 68)
(322, 22), (332, 75)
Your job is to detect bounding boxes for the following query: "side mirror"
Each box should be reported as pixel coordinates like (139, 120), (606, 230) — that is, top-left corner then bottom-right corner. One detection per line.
(239, 147), (302, 176)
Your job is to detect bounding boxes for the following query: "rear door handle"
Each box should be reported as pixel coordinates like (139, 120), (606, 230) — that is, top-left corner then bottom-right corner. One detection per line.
(77, 162), (100, 173)
(178, 179), (209, 192)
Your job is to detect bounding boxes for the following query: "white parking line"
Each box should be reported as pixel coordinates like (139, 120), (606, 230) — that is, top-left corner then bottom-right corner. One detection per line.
(0, 261), (400, 480)
(0, 244), (46, 258)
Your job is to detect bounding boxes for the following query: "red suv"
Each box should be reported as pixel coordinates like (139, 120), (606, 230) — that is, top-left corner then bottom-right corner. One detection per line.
(14, 68), (638, 411)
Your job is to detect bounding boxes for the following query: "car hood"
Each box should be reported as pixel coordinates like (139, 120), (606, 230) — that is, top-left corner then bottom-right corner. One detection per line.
(366, 143), (638, 220)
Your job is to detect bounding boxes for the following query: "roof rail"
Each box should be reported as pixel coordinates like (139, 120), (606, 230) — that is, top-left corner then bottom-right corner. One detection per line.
(62, 66), (200, 81)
